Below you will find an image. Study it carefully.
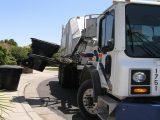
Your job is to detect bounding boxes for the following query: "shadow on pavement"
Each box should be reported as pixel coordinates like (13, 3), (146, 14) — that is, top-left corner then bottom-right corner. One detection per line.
(47, 80), (85, 120)
(24, 78), (85, 120)
(26, 97), (48, 107)
(48, 81), (79, 114)
(12, 95), (51, 108)
(11, 96), (27, 103)
(37, 78), (85, 120)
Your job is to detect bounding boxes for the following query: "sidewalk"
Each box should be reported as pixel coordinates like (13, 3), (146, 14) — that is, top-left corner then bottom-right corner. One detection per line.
(1, 71), (43, 120)
(24, 70), (66, 120)
(1, 70), (56, 120)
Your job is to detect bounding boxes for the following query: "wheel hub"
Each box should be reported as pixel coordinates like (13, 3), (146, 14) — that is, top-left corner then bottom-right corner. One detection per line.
(83, 88), (97, 115)
(86, 97), (94, 106)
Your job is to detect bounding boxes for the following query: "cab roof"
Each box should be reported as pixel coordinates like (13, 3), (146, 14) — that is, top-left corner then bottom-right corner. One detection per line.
(113, 0), (160, 5)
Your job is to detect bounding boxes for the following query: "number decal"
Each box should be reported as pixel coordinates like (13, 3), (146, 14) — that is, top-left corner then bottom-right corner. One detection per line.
(154, 68), (159, 91)
(155, 86), (158, 91)
(154, 80), (158, 86)
(155, 74), (158, 79)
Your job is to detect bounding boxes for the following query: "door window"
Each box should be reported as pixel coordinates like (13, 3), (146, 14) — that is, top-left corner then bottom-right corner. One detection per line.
(99, 11), (115, 52)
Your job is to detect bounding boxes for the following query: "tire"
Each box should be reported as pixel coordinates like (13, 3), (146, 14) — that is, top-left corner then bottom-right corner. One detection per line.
(58, 64), (79, 88)
(77, 79), (98, 120)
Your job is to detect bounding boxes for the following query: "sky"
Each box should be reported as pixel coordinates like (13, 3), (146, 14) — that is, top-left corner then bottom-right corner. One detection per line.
(0, 0), (112, 46)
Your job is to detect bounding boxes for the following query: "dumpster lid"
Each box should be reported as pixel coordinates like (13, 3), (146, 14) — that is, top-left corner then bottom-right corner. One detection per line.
(31, 38), (60, 47)
(0, 65), (23, 69)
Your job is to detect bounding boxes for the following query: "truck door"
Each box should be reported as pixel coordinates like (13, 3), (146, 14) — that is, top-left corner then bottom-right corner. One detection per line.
(98, 10), (115, 85)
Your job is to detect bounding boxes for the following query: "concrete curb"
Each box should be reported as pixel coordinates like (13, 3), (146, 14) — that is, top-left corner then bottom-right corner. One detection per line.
(17, 82), (43, 120)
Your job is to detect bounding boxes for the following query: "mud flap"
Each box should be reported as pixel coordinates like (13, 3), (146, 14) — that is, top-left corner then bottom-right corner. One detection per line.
(22, 38), (60, 71)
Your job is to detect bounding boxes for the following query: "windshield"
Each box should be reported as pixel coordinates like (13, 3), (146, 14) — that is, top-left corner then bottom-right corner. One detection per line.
(125, 4), (160, 58)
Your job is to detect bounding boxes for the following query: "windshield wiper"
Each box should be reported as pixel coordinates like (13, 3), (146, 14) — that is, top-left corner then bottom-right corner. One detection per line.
(126, 15), (134, 52)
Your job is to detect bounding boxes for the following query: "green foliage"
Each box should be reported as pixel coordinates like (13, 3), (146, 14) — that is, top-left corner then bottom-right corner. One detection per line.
(52, 52), (60, 60)
(0, 47), (7, 65)
(0, 39), (31, 65)
(48, 52), (60, 67)
(0, 46), (17, 65)
(45, 67), (59, 71)
(2, 39), (17, 46)
(0, 91), (13, 120)
(23, 45), (31, 53)
(10, 46), (31, 64)
(5, 53), (17, 65)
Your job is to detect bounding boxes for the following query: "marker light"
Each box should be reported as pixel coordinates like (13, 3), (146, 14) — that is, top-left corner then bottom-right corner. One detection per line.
(131, 86), (150, 94)
(133, 88), (147, 93)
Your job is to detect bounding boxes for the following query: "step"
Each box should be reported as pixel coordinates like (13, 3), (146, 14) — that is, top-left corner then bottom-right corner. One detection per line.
(97, 95), (118, 120)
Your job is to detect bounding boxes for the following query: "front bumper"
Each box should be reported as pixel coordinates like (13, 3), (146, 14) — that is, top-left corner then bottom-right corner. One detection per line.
(116, 102), (160, 120)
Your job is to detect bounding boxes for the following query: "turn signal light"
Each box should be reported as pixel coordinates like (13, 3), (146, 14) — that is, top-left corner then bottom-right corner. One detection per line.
(133, 88), (147, 93)
(131, 87), (150, 94)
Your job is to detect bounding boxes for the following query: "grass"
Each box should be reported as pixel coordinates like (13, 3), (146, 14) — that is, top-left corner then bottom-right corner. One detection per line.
(45, 67), (59, 71)
(0, 91), (13, 120)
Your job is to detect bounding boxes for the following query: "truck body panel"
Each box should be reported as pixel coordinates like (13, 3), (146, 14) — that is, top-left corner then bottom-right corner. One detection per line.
(60, 17), (85, 57)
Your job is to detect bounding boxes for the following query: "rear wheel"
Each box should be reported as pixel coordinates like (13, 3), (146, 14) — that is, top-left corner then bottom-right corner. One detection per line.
(77, 79), (98, 120)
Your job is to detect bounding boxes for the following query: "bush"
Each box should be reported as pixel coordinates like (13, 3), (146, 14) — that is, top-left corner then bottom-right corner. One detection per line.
(0, 47), (7, 65)
(5, 53), (17, 65)
(10, 46), (31, 65)
(4, 39), (17, 46)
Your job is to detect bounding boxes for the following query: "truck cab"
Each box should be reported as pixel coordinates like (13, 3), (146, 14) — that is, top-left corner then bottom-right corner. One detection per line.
(97, 0), (160, 99)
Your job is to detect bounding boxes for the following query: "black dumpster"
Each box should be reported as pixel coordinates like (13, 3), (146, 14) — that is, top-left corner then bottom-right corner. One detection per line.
(22, 54), (59, 72)
(31, 38), (59, 58)
(22, 56), (47, 72)
(0, 65), (23, 91)
(23, 38), (60, 71)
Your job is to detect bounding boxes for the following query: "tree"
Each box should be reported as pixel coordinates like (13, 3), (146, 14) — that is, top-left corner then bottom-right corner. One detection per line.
(0, 46), (7, 65)
(47, 52), (60, 66)
(3, 39), (17, 46)
(0, 39), (30, 65)
(52, 52), (60, 60)
(10, 46), (31, 65)
(5, 52), (17, 65)
(8, 39), (17, 46)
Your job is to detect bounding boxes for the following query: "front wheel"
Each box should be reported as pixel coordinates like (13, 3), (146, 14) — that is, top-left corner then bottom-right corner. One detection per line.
(77, 79), (98, 120)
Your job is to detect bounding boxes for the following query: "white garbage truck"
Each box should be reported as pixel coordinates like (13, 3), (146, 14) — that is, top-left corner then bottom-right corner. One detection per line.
(24, 0), (160, 119)
(59, 0), (160, 120)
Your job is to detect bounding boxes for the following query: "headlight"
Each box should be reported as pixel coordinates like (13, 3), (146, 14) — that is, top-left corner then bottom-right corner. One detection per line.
(132, 72), (146, 83)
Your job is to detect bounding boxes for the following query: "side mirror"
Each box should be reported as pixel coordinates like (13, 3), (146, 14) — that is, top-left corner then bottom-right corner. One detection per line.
(102, 40), (114, 53)
(107, 40), (113, 47)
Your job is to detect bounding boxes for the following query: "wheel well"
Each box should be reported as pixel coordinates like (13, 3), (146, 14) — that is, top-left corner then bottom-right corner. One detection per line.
(80, 65), (102, 102)
(79, 66), (95, 84)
